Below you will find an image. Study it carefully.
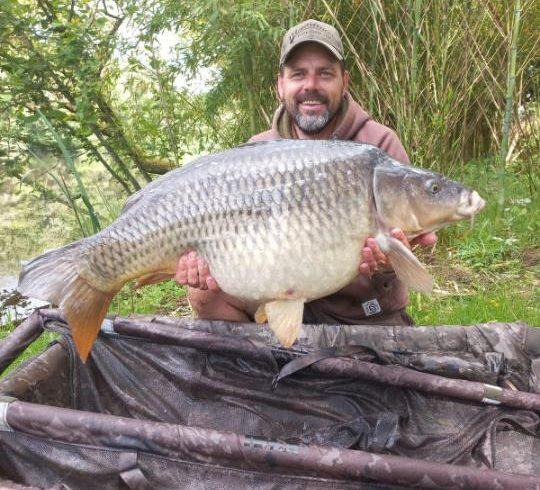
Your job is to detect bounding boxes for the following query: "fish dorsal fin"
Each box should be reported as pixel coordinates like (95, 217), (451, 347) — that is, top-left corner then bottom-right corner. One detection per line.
(376, 234), (433, 293)
(264, 299), (305, 348)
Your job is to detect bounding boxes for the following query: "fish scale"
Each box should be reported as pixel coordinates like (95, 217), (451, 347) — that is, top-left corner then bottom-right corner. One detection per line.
(18, 139), (485, 360)
(141, 144), (358, 298)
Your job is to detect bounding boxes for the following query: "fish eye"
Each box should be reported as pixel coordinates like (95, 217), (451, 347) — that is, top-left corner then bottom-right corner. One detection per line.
(429, 182), (441, 194)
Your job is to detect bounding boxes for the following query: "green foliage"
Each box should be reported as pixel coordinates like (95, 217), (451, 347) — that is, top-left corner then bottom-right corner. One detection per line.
(323, 1), (539, 170)
(0, 159), (126, 273)
(137, 0), (539, 166)
(38, 109), (101, 235)
(110, 280), (188, 317)
(0, 0), (150, 201)
(411, 286), (538, 326)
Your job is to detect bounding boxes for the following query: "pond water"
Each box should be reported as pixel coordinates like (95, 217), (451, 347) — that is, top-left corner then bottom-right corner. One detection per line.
(0, 275), (49, 326)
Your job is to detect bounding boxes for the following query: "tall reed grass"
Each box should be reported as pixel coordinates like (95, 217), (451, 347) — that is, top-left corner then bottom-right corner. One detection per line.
(314, 0), (538, 174)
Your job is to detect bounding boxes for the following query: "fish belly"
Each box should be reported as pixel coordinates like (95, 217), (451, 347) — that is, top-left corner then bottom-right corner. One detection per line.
(208, 233), (365, 302)
(199, 206), (370, 303)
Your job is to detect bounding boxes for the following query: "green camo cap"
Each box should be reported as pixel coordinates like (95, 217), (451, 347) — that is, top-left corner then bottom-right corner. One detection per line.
(280, 19), (344, 66)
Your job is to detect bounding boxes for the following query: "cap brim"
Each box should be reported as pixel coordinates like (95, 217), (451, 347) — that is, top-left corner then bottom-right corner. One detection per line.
(280, 39), (344, 66)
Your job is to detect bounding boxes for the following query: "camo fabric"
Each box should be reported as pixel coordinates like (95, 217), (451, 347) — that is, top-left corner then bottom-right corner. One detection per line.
(0, 309), (539, 489)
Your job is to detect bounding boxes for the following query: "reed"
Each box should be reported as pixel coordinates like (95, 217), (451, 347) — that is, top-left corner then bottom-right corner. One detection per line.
(37, 110), (102, 235)
(499, 0), (523, 210)
(301, 0), (539, 172)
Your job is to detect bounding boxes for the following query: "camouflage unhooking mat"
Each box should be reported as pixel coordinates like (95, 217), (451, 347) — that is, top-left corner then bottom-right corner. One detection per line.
(0, 309), (540, 489)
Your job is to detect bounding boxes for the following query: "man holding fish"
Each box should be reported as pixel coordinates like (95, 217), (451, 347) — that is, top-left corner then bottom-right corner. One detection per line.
(177, 19), (437, 328)
(19, 20), (484, 360)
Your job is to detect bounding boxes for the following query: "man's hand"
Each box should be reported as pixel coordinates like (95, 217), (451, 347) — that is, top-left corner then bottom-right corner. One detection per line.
(175, 251), (220, 292)
(175, 252), (255, 322)
(358, 229), (437, 277)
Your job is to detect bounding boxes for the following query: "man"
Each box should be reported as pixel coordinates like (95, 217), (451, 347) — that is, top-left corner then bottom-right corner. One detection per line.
(175, 19), (436, 327)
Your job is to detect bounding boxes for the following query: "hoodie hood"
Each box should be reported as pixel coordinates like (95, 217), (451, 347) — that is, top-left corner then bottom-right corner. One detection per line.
(250, 91), (409, 164)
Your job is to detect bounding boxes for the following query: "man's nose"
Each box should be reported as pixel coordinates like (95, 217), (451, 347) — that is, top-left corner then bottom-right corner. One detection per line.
(302, 73), (319, 90)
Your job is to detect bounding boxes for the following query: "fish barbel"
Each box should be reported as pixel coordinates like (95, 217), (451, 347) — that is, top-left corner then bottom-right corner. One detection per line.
(18, 140), (485, 360)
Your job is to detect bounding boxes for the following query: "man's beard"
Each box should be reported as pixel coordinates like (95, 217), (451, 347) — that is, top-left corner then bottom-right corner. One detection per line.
(293, 110), (332, 133)
(286, 91), (337, 134)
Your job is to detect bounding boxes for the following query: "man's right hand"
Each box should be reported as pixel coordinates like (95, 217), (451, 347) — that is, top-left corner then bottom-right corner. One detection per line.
(175, 251), (255, 322)
(358, 229), (437, 278)
(175, 251), (221, 291)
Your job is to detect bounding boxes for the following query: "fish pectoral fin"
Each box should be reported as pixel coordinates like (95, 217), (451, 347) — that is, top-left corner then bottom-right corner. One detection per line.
(265, 299), (305, 348)
(254, 304), (267, 323)
(134, 271), (175, 289)
(377, 235), (433, 293)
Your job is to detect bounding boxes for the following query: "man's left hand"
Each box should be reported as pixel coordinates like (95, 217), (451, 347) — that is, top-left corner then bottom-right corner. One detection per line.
(358, 229), (437, 277)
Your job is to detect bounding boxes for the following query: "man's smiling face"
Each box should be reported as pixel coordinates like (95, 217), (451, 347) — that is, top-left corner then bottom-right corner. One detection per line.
(278, 42), (349, 135)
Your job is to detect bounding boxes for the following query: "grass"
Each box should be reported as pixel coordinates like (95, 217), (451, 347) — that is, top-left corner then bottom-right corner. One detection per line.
(0, 320), (59, 376)
(408, 158), (539, 326)
(411, 284), (537, 325)
(110, 280), (190, 317)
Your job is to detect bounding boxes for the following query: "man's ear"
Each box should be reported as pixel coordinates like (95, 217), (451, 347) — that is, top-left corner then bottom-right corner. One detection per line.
(343, 70), (350, 93)
(277, 73), (284, 101)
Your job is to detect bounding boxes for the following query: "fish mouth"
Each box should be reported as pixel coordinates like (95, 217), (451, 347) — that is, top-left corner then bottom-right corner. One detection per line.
(455, 190), (485, 218)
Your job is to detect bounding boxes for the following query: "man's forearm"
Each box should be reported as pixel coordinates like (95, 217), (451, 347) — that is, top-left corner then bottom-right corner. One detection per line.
(187, 287), (254, 323)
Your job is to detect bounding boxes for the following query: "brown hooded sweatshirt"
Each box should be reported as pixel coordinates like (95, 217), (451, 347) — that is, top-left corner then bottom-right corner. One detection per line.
(249, 93), (411, 326)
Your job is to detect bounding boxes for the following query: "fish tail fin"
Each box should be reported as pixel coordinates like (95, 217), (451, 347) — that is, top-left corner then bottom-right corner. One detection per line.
(63, 278), (114, 362)
(18, 241), (115, 361)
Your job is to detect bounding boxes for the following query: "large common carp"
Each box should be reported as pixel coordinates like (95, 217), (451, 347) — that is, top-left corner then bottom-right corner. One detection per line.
(19, 140), (484, 360)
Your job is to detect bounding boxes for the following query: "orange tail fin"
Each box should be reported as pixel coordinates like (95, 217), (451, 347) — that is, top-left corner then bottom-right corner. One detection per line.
(62, 277), (114, 361)
(18, 240), (116, 361)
